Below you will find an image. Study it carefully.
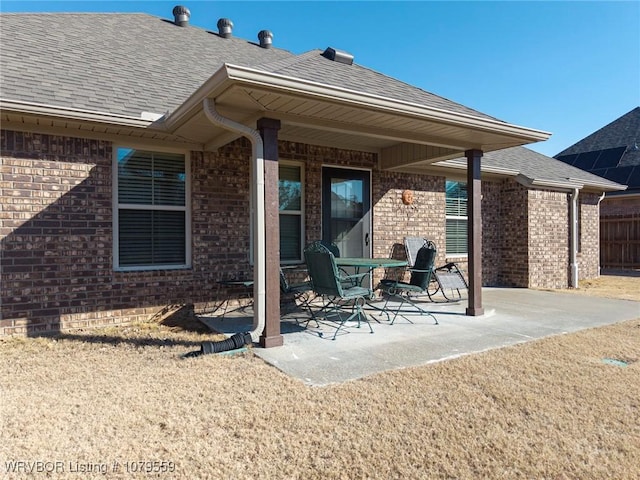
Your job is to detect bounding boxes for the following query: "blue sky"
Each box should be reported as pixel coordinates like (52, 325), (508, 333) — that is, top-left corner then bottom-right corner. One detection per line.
(2, 1), (639, 157)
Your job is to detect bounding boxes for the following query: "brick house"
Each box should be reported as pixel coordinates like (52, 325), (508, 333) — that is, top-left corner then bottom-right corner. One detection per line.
(0, 9), (623, 342)
(555, 107), (640, 269)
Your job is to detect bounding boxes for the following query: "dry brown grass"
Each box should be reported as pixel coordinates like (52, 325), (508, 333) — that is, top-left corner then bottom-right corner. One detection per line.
(552, 271), (640, 302)
(1, 276), (639, 479)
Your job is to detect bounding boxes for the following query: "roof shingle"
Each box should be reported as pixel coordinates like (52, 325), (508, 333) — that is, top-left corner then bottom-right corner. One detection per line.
(555, 107), (640, 193)
(1, 12), (503, 124)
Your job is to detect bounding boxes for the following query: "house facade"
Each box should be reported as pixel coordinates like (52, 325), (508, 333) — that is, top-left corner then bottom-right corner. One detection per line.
(0, 9), (623, 340)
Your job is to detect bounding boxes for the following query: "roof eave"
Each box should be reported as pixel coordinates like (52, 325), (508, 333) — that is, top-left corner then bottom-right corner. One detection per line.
(222, 64), (552, 143)
(162, 63), (551, 146)
(567, 177), (627, 192)
(433, 158), (520, 176)
(0, 98), (156, 128)
(515, 174), (626, 193)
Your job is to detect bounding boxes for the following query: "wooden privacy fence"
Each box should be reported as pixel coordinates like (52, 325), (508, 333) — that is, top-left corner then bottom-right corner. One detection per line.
(600, 214), (640, 269)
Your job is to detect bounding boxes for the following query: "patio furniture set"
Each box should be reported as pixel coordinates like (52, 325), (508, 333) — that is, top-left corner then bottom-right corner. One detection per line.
(204, 238), (469, 340)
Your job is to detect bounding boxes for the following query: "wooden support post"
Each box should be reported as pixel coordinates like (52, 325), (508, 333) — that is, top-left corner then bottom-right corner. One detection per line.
(466, 149), (484, 316)
(257, 118), (283, 347)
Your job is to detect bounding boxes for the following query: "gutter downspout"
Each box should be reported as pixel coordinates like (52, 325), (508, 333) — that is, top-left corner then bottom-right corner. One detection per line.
(202, 98), (266, 343)
(596, 191), (606, 276)
(569, 188), (579, 288)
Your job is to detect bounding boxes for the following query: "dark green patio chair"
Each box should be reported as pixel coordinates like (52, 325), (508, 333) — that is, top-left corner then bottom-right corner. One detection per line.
(379, 241), (439, 325)
(279, 267), (317, 324)
(311, 240), (356, 289)
(304, 241), (374, 339)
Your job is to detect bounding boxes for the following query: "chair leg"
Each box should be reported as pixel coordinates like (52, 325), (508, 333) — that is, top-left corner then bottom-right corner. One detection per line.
(386, 292), (438, 325)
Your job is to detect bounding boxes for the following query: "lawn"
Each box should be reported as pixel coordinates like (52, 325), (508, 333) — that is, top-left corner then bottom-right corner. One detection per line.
(1, 275), (639, 479)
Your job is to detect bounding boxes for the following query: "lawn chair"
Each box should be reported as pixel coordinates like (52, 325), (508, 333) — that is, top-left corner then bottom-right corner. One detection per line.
(279, 267), (317, 324)
(320, 240), (341, 257)
(313, 240), (356, 289)
(403, 236), (468, 301)
(304, 241), (374, 339)
(379, 242), (439, 325)
(200, 268), (315, 319)
(433, 262), (468, 301)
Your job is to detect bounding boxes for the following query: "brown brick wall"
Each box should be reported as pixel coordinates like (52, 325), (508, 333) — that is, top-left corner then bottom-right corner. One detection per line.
(497, 180), (530, 286)
(0, 131), (258, 335)
(527, 189), (569, 289)
(372, 170), (446, 285)
(1, 131), (117, 334)
(579, 193), (601, 279)
(480, 180), (502, 286)
(1, 129), (605, 335)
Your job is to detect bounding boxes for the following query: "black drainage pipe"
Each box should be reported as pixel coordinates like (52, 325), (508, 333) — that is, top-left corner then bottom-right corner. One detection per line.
(183, 332), (252, 358)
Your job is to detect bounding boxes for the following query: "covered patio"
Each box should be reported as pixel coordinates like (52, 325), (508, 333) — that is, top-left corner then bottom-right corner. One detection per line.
(162, 56), (551, 348)
(198, 287), (640, 385)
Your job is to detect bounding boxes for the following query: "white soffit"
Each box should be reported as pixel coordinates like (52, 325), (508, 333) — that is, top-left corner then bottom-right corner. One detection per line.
(164, 64), (551, 156)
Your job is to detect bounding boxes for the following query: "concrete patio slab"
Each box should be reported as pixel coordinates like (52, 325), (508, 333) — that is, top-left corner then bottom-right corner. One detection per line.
(199, 288), (640, 386)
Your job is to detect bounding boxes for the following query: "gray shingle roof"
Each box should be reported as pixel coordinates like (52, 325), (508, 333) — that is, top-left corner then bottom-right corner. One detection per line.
(441, 146), (624, 191)
(253, 50), (500, 121)
(554, 107), (640, 193)
(1, 12), (503, 124)
(0, 13), (294, 117)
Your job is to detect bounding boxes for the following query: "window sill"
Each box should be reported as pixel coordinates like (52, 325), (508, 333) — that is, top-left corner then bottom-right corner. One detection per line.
(445, 254), (468, 262)
(115, 264), (191, 272)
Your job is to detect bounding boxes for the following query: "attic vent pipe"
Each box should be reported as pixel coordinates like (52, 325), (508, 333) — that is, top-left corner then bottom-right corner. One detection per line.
(258, 30), (273, 49)
(217, 18), (234, 38)
(172, 5), (190, 27)
(322, 47), (354, 65)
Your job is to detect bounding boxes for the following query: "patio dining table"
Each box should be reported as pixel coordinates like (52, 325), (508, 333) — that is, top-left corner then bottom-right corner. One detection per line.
(334, 257), (408, 321)
(335, 257), (408, 272)
(334, 257), (408, 288)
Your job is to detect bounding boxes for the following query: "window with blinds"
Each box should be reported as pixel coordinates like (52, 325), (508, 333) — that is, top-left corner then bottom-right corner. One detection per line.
(445, 180), (468, 256)
(115, 148), (189, 269)
(279, 163), (304, 262)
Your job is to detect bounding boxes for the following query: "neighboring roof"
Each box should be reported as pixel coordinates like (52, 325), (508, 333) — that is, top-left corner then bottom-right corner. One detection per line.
(1, 12), (496, 124)
(554, 107), (640, 195)
(435, 146), (626, 192)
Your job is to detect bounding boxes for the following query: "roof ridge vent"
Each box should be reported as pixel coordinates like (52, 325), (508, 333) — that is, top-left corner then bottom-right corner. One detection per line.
(172, 5), (190, 27)
(322, 47), (354, 65)
(258, 30), (273, 49)
(217, 18), (234, 38)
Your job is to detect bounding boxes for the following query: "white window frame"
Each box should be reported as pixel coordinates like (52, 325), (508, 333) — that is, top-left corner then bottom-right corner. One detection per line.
(248, 160), (305, 265)
(445, 179), (468, 258)
(113, 146), (191, 271)
(279, 160), (305, 264)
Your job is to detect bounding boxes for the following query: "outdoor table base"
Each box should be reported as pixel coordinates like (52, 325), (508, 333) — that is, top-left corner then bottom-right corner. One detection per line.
(334, 257), (408, 322)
